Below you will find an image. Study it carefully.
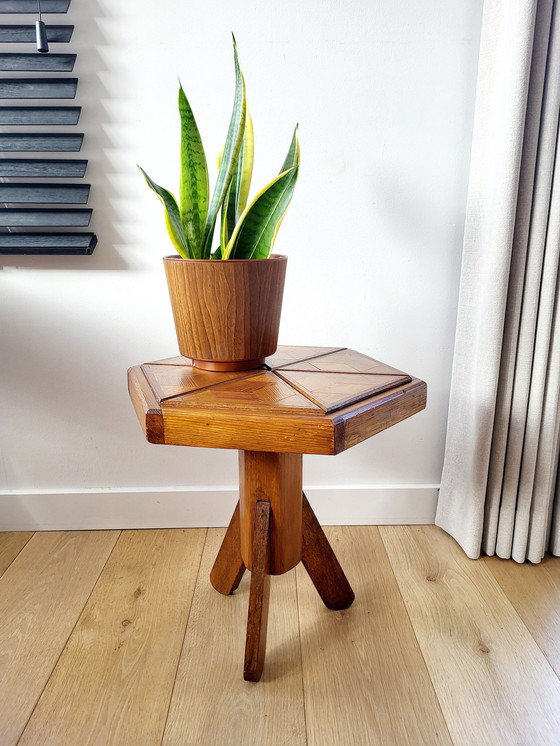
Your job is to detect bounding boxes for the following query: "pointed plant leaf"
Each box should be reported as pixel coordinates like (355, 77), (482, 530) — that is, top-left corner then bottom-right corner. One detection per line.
(264, 126), (300, 253)
(224, 165), (298, 260)
(138, 166), (190, 258)
(280, 124), (299, 173)
(179, 84), (209, 257)
(223, 128), (299, 259)
(219, 108), (254, 251)
(201, 36), (246, 259)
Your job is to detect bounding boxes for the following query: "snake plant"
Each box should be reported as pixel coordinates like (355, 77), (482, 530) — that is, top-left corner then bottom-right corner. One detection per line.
(139, 38), (299, 260)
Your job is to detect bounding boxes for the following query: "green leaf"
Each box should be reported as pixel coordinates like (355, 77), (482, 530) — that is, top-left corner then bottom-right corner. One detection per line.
(280, 124), (299, 173)
(223, 128), (299, 259)
(219, 108), (254, 252)
(201, 35), (247, 259)
(179, 84), (209, 258)
(223, 165), (298, 260)
(138, 166), (190, 258)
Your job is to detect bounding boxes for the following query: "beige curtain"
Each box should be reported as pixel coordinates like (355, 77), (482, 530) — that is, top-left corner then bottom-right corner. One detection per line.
(436, 0), (560, 563)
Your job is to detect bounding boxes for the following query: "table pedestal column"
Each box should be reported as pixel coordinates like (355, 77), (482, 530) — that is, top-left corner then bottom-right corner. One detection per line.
(239, 451), (302, 575)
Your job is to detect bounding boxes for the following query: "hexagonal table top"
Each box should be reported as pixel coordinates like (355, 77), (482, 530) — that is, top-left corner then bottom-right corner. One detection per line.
(128, 346), (427, 455)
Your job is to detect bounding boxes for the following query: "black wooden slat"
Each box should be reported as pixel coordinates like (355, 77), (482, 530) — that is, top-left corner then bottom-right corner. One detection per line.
(0, 54), (76, 72)
(0, 133), (83, 151)
(0, 78), (77, 99)
(0, 208), (92, 226)
(0, 158), (87, 177)
(0, 232), (97, 254)
(0, 106), (80, 124)
(0, 1), (70, 12)
(0, 183), (90, 204)
(0, 25), (74, 43)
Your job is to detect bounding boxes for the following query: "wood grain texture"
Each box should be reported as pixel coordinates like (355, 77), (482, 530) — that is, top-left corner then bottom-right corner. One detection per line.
(0, 531), (119, 746)
(163, 254), (287, 366)
(239, 451), (302, 574)
(19, 529), (205, 746)
(0, 133), (83, 152)
(332, 377), (427, 452)
(381, 525), (560, 746)
(0, 531), (33, 577)
(0, 53), (76, 71)
(0, 159), (87, 178)
(3, 527), (560, 744)
(265, 345), (345, 369)
(129, 348), (426, 455)
(0, 208), (91, 227)
(163, 529), (306, 745)
(127, 365), (164, 444)
(276, 347), (406, 375)
(0, 183), (89, 204)
(0, 25), (74, 43)
(161, 407), (335, 454)
(142, 362), (243, 401)
(210, 501), (246, 595)
(169, 371), (322, 414)
(485, 553), (560, 677)
(301, 494), (354, 610)
(276, 369), (411, 413)
(297, 526), (452, 746)
(244, 501), (272, 682)
(0, 78), (77, 99)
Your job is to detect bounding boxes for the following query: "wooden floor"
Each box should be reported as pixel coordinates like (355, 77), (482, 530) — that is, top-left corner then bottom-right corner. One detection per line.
(1, 525), (560, 745)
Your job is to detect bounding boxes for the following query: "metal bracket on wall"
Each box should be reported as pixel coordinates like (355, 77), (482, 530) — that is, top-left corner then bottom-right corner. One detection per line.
(0, 0), (97, 255)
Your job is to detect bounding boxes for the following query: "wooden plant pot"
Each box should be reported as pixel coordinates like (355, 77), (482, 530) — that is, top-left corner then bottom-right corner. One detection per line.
(163, 254), (288, 371)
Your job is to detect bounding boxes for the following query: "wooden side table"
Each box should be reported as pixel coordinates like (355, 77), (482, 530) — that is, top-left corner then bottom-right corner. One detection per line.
(128, 346), (427, 681)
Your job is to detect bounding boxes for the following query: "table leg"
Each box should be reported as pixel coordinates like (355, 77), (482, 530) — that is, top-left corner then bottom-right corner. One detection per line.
(302, 492), (355, 610)
(244, 500), (271, 682)
(210, 501), (246, 595)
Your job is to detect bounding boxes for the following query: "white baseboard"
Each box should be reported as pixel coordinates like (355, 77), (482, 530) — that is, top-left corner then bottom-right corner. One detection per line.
(0, 485), (439, 531)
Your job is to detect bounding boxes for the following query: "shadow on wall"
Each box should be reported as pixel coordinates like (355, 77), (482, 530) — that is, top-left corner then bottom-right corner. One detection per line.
(0, 0), (131, 272)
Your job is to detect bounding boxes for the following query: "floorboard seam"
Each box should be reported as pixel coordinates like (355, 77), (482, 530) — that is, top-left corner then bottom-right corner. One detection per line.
(0, 532), (35, 580)
(15, 529), (122, 745)
(377, 526), (456, 745)
(159, 527), (208, 746)
(294, 565), (309, 746)
(485, 559), (560, 685)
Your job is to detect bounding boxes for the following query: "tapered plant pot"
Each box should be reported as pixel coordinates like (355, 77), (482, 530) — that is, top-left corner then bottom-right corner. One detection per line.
(163, 254), (288, 371)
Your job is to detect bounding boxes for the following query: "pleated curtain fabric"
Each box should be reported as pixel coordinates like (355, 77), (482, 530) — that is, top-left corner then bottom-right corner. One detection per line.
(436, 0), (560, 563)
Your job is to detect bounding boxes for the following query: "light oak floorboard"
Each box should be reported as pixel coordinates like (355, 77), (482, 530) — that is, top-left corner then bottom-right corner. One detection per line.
(485, 553), (560, 677)
(0, 531), (33, 576)
(0, 530), (119, 746)
(297, 525), (452, 746)
(163, 528), (306, 746)
(381, 525), (560, 746)
(19, 529), (206, 746)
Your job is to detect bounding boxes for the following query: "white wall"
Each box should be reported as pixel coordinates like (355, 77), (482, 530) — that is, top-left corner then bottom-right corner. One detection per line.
(0, 0), (483, 529)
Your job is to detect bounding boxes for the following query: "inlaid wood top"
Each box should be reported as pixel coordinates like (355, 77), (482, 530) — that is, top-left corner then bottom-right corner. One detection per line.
(128, 346), (427, 455)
